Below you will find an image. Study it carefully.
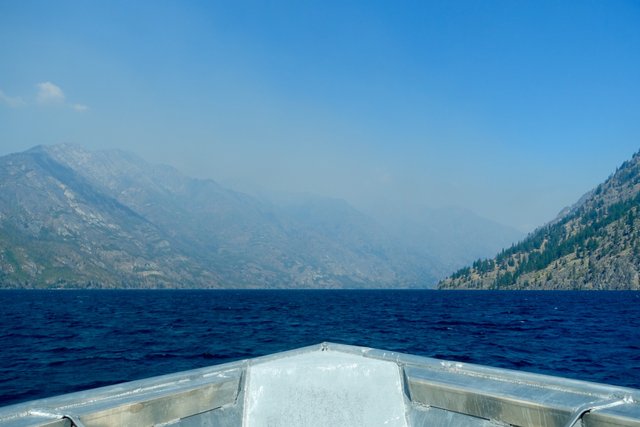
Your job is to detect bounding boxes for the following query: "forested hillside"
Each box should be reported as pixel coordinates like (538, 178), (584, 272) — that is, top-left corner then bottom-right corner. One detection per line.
(440, 151), (640, 290)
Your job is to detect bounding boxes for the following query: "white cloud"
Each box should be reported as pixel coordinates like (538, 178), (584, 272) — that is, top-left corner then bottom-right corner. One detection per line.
(0, 89), (26, 108)
(1, 82), (88, 112)
(72, 103), (89, 112)
(36, 81), (65, 104)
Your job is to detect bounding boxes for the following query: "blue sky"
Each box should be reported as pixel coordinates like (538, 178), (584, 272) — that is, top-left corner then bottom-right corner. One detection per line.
(1, 1), (639, 231)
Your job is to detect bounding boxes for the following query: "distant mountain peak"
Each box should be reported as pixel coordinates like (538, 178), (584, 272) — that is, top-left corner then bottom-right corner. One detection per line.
(0, 144), (532, 289)
(0, 144), (439, 288)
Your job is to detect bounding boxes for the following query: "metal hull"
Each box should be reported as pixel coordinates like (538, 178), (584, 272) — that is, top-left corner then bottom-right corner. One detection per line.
(0, 343), (638, 426)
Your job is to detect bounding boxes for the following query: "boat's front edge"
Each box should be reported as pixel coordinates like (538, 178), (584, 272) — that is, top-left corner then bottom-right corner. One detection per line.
(0, 342), (639, 427)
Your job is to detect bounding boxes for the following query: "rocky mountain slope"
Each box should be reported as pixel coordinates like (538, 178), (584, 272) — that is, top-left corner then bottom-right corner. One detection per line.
(439, 151), (640, 290)
(1, 144), (444, 288)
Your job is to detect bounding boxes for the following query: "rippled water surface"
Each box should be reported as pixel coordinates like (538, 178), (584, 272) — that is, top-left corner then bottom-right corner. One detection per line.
(1, 290), (639, 406)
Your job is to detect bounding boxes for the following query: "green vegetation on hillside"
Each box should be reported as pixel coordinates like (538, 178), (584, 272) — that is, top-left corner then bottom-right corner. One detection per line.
(440, 151), (640, 290)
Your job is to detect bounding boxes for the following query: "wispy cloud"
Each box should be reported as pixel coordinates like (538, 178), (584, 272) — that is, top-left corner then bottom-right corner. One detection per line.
(0, 89), (26, 108)
(0, 82), (89, 113)
(1, 82), (88, 112)
(36, 81), (65, 105)
(26, 81), (89, 112)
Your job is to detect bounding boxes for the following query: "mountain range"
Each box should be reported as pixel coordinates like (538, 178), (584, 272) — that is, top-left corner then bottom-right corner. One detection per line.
(0, 144), (521, 288)
(440, 150), (640, 290)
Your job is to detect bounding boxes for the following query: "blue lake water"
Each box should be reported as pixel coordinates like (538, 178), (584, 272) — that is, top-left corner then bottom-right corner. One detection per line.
(1, 289), (639, 407)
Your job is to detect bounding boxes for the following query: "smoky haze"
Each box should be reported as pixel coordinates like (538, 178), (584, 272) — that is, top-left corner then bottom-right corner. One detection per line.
(1, 1), (639, 233)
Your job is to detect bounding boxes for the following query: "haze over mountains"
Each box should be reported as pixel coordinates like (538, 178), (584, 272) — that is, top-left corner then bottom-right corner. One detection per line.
(440, 150), (640, 290)
(0, 144), (522, 289)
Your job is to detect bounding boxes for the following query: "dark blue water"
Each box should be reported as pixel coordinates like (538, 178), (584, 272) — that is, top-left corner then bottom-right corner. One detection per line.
(1, 290), (639, 407)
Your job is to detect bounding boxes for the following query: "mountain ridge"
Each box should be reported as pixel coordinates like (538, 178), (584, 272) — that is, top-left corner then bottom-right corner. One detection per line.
(0, 145), (423, 288)
(439, 150), (640, 290)
(0, 144), (521, 289)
